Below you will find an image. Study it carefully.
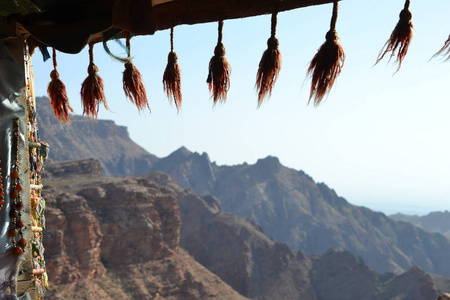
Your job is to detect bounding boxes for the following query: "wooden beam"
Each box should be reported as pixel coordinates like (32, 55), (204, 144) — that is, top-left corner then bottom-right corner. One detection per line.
(152, 0), (335, 31)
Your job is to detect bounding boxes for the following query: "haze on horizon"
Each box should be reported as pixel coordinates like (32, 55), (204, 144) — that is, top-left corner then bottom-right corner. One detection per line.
(31, 0), (450, 216)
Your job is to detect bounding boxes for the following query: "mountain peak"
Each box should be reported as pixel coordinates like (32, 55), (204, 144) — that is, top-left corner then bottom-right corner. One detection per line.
(172, 146), (193, 157)
(256, 156), (281, 167)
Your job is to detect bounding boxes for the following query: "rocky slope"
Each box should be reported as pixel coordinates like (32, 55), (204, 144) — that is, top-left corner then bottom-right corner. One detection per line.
(36, 96), (158, 177)
(43, 159), (450, 300)
(150, 148), (450, 277)
(390, 211), (450, 238)
(37, 97), (450, 277)
(42, 160), (249, 300)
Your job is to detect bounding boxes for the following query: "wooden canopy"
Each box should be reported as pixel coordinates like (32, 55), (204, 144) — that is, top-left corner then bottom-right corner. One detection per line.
(0, 0), (334, 53)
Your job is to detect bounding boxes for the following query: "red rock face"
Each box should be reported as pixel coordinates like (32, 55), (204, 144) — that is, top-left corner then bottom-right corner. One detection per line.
(44, 194), (105, 285)
(42, 162), (247, 300)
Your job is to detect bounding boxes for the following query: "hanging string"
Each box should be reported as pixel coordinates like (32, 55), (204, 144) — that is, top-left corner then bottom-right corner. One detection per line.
(123, 34), (150, 112)
(256, 11), (282, 107)
(47, 48), (73, 123)
(375, 0), (413, 73)
(163, 27), (182, 111)
(207, 20), (231, 104)
(307, 0), (345, 106)
(81, 43), (108, 118)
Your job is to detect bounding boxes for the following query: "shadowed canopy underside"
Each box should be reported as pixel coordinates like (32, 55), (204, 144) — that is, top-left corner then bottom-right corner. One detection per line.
(0, 0), (335, 53)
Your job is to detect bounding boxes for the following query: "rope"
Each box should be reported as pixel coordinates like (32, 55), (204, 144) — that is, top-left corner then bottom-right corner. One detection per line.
(52, 48), (57, 69)
(126, 34), (131, 58)
(404, 0), (410, 10)
(218, 20), (224, 43)
(88, 43), (94, 64)
(330, 0), (338, 32)
(271, 11), (278, 37)
(170, 27), (174, 52)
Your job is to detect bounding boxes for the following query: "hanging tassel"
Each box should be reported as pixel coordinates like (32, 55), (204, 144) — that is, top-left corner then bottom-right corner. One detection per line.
(163, 27), (182, 111)
(256, 11), (282, 106)
(375, 0), (413, 72)
(81, 43), (108, 118)
(123, 34), (150, 112)
(307, 0), (345, 106)
(432, 35), (450, 61)
(207, 20), (231, 104)
(47, 48), (73, 123)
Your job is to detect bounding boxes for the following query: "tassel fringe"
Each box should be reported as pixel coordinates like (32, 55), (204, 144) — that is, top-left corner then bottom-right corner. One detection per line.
(123, 35), (150, 111)
(207, 20), (231, 104)
(163, 27), (182, 111)
(375, 0), (413, 72)
(256, 12), (282, 106)
(432, 35), (450, 61)
(307, 0), (345, 106)
(47, 48), (73, 123)
(81, 43), (108, 118)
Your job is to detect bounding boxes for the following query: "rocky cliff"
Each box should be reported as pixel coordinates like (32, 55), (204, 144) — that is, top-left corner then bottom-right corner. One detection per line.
(151, 148), (450, 277)
(42, 160), (249, 300)
(139, 171), (448, 300)
(36, 96), (158, 177)
(42, 159), (450, 299)
(37, 96), (450, 281)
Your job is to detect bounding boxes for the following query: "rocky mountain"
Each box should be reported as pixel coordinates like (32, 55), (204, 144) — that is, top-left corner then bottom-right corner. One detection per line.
(390, 211), (450, 238)
(36, 96), (158, 177)
(36, 96), (450, 278)
(150, 148), (450, 277)
(42, 160), (249, 300)
(43, 159), (450, 300)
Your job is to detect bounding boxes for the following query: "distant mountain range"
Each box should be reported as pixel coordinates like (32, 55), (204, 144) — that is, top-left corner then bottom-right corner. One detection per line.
(390, 211), (450, 238)
(37, 96), (450, 283)
(43, 158), (450, 300)
(148, 147), (450, 277)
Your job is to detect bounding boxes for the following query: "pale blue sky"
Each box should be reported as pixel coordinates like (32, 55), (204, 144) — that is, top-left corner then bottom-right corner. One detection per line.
(32, 0), (450, 215)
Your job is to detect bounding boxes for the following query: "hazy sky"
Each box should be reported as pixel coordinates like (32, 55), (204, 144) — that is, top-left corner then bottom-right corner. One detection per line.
(32, 0), (450, 215)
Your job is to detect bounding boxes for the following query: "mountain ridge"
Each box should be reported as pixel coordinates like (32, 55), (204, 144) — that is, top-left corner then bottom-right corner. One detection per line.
(390, 211), (450, 238)
(44, 158), (449, 300)
(36, 96), (450, 278)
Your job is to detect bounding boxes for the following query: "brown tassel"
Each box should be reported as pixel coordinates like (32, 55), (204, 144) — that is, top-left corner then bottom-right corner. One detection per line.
(123, 34), (150, 112)
(207, 20), (231, 104)
(163, 27), (182, 111)
(47, 48), (73, 123)
(256, 11), (282, 106)
(375, 0), (413, 72)
(307, 0), (345, 106)
(432, 35), (450, 61)
(81, 43), (108, 118)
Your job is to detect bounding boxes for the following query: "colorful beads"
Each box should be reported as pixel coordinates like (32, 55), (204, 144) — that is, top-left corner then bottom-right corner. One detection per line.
(8, 229), (18, 237)
(13, 246), (23, 255)
(11, 170), (19, 179)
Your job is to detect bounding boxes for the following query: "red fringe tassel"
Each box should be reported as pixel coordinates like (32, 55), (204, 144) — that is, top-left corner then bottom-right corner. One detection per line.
(81, 43), (108, 118)
(47, 48), (73, 123)
(256, 12), (282, 107)
(432, 35), (450, 61)
(376, 0), (413, 72)
(123, 35), (149, 111)
(307, 0), (345, 106)
(163, 27), (182, 111)
(207, 20), (231, 104)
